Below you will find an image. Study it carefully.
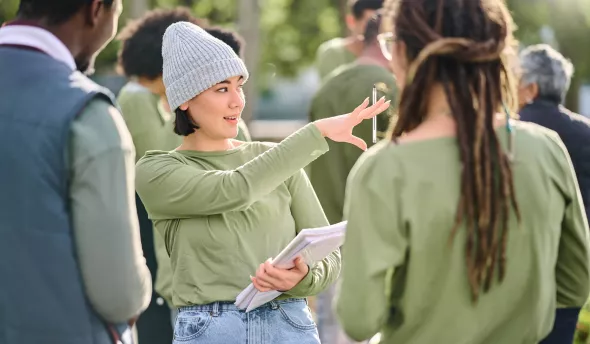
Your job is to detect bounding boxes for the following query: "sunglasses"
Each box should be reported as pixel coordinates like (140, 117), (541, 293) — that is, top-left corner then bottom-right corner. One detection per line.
(377, 32), (397, 61)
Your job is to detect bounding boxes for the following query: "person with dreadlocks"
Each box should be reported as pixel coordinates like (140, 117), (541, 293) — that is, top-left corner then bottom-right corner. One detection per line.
(335, 0), (590, 343)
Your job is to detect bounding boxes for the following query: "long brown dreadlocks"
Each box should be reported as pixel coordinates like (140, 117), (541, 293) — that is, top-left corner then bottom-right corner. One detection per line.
(383, 0), (521, 302)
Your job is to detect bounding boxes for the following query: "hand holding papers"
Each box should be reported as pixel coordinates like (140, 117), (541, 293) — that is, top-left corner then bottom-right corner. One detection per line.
(235, 221), (347, 312)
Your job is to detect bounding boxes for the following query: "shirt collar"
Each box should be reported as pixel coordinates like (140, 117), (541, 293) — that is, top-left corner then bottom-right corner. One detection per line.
(0, 24), (76, 71)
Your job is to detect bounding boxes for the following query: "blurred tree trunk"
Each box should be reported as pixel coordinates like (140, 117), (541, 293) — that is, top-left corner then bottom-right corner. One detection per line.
(338, 0), (348, 36)
(238, 0), (261, 124)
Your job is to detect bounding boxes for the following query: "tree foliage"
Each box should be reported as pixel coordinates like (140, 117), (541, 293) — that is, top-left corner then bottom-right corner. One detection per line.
(1, 0), (589, 110)
(506, 0), (590, 111)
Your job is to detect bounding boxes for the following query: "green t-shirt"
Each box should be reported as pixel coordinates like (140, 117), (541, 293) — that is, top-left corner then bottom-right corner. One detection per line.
(117, 82), (181, 163)
(136, 124), (341, 307)
(316, 38), (357, 81)
(309, 62), (397, 224)
(337, 122), (590, 343)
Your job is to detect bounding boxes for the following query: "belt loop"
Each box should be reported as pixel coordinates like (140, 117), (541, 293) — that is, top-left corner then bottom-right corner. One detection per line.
(210, 302), (220, 317)
(270, 301), (279, 310)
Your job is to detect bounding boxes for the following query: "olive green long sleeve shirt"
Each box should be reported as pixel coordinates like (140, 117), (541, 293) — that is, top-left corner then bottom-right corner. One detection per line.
(136, 124), (341, 307)
(69, 98), (152, 323)
(337, 122), (590, 344)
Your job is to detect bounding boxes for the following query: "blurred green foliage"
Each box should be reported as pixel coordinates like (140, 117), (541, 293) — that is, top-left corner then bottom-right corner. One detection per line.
(1, 0), (589, 110)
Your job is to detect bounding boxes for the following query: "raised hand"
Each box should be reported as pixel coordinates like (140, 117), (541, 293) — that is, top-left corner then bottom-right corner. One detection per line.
(313, 96), (391, 150)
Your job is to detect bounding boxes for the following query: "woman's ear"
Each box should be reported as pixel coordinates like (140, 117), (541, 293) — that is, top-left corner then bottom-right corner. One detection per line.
(179, 102), (189, 111)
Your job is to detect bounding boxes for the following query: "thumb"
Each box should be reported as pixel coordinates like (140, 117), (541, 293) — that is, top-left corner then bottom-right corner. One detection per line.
(347, 135), (368, 151)
(294, 256), (308, 271)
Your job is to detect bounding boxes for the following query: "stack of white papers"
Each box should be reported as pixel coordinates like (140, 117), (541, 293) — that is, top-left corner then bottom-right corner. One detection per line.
(235, 221), (347, 312)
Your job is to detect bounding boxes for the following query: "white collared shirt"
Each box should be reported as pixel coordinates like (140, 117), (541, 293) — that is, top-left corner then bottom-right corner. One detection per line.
(0, 25), (76, 71)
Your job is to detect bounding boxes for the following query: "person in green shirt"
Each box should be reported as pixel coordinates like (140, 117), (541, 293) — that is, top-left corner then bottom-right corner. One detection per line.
(316, 0), (383, 80)
(117, 12), (254, 334)
(336, 0), (590, 343)
(309, 12), (396, 344)
(310, 12), (395, 229)
(135, 22), (390, 344)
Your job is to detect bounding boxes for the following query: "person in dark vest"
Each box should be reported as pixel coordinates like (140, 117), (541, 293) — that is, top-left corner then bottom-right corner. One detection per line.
(516, 43), (590, 344)
(0, 1), (152, 344)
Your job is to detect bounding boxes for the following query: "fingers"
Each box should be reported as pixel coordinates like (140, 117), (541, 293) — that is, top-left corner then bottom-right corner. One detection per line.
(357, 96), (385, 117)
(263, 260), (283, 279)
(358, 97), (391, 120)
(293, 257), (309, 274)
(351, 97), (370, 116)
(251, 277), (272, 292)
(347, 135), (368, 151)
(255, 262), (280, 288)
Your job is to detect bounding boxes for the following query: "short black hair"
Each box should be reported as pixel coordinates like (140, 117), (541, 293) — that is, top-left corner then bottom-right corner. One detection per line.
(348, 0), (384, 20)
(174, 108), (199, 136)
(117, 7), (205, 79)
(17, 0), (113, 25)
(205, 27), (245, 58)
(363, 12), (382, 48)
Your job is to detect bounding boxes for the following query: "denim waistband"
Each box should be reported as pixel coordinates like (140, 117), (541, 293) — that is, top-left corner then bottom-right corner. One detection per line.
(178, 298), (306, 314)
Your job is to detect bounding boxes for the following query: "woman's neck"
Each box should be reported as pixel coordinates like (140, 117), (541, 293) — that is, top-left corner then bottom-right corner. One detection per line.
(399, 84), (507, 143)
(178, 133), (235, 152)
(424, 84), (453, 120)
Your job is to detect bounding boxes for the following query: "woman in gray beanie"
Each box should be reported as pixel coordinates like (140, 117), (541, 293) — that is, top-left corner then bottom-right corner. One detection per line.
(136, 21), (390, 344)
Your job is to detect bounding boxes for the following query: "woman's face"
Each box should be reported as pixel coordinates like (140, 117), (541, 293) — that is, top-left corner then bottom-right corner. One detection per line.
(180, 75), (246, 140)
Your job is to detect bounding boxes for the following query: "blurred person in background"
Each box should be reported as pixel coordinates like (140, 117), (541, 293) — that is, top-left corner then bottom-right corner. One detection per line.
(309, 12), (396, 344)
(0, 1), (152, 344)
(518, 44), (590, 224)
(117, 8), (205, 343)
(316, 0), (383, 80)
(517, 44), (590, 344)
(135, 21), (390, 344)
(336, 0), (590, 343)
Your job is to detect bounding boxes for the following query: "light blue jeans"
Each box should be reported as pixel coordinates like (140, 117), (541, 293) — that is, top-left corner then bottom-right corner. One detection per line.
(173, 298), (320, 344)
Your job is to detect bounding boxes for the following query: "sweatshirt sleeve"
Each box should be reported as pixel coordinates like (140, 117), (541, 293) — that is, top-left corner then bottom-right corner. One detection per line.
(283, 169), (341, 298)
(549, 133), (590, 307)
(117, 87), (161, 162)
(136, 123), (329, 220)
(336, 145), (408, 341)
(69, 98), (152, 323)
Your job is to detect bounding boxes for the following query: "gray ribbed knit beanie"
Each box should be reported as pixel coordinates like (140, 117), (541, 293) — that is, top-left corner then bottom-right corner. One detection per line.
(162, 21), (249, 111)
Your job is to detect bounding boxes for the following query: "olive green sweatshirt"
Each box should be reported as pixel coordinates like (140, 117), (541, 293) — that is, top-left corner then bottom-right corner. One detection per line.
(337, 121), (590, 344)
(136, 124), (341, 307)
(118, 82), (253, 306)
